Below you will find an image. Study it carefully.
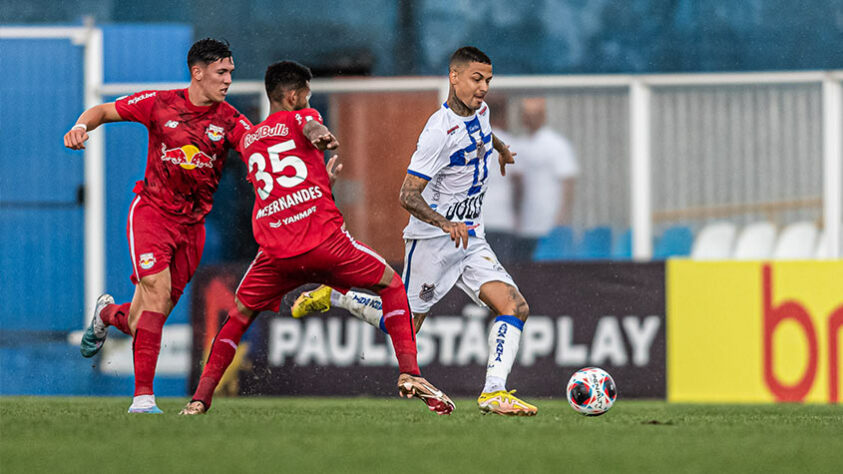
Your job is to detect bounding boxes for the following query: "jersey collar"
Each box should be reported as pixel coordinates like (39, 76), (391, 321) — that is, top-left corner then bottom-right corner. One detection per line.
(183, 88), (218, 113)
(443, 101), (478, 121)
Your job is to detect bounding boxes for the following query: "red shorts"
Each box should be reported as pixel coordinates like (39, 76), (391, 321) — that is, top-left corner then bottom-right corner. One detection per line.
(236, 227), (387, 312)
(127, 195), (205, 305)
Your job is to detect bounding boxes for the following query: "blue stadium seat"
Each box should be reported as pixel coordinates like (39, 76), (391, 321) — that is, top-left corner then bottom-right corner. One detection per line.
(654, 225), (694, 258)
(532, 226), (576, 261)
(577, 226), (613, 260)
(612, 228), (633, 259)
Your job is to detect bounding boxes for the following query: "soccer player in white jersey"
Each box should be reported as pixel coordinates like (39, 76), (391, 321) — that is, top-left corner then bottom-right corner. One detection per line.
(292, 47), (536, 416)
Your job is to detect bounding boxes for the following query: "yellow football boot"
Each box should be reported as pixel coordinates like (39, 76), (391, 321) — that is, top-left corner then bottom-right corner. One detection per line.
(477, 390), (537, 416)
(291, 285), (333, 318)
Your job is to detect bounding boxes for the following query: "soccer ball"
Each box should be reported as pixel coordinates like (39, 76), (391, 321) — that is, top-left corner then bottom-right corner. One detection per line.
(566, 367), (617, 416)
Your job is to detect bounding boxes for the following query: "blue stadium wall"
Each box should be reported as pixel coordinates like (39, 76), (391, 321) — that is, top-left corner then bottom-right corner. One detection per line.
(1, 24), (193, 396)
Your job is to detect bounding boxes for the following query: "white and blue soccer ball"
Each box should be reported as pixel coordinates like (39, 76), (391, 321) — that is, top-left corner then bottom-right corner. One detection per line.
(566, 367), (617, 416)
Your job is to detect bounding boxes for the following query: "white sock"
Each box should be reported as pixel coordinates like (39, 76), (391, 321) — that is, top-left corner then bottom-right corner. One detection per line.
(130, 394), (156, 408)
(483, 376), (506, 393)
(333, 290), (384, 329)
(483, 315), (524, 393)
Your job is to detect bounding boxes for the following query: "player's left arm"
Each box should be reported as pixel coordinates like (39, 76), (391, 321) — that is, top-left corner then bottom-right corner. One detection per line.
(303, 121), (339, 151)
(492, 132), (516, 176)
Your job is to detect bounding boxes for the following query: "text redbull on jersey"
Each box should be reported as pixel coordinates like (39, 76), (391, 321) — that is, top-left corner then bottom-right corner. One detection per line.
(160, 143), (216, 170)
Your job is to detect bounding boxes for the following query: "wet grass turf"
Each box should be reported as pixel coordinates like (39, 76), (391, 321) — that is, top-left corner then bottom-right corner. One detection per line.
(1, 397), (841, 473)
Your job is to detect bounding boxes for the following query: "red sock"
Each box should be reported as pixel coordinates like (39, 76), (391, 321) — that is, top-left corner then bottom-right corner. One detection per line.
(101, 303), (132, 335)
(379, 272), (419, 375)
(132, 311), (166, 396)
(192, 308), (253, 408)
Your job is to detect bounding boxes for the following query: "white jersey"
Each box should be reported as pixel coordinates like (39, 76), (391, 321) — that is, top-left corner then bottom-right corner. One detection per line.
(403, 101), (493, 240)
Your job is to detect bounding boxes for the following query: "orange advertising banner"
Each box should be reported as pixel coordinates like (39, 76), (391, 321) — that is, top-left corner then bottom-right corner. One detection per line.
(667, 260), (843, 403)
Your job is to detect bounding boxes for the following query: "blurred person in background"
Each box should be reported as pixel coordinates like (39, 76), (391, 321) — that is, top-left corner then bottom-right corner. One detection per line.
(482, 96), (519, 264)
(179, 60), (455, 416)
(63, 38), (253, 414)
(511, 97), (579, 261)
(292, 46), (538, 416)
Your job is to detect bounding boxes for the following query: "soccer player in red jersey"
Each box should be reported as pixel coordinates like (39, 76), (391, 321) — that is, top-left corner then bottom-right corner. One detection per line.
(178, 61), (454, 416)
(63, 38), (253, 414)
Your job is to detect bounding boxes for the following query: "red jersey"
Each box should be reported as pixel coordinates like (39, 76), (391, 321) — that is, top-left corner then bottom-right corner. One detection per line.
(240, 108), (344, 259)
(115, 89), (252, 224)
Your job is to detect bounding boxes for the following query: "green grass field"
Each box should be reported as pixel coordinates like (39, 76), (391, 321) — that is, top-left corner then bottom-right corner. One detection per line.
(1, 397), (841, 473)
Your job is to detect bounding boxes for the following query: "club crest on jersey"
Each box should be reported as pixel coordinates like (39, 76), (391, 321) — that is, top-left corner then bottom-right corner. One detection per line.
(206, 124), (225, 142)
(419, 283), (436, 302)
(139, 253), (155, 270)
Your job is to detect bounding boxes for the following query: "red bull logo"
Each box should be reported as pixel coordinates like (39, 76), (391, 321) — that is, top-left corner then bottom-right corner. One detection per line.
(206, 124), (225, 142)
(139, 252), (156, 270)
(160, 143), (216, 170)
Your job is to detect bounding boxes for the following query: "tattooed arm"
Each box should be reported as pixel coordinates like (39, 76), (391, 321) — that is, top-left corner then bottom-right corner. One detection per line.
(399, 174), (470, 248)
(303, 120), (339, 151)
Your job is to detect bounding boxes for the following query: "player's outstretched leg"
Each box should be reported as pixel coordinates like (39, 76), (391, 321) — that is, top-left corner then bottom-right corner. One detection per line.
(293, 286), (385, 330)
(374, 270), (454, 414)
(80, 294), (115, 357)
(181, 306), (254, 415)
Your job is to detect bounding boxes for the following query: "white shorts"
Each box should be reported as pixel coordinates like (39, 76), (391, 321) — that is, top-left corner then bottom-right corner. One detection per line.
(402, 235), (518, 314)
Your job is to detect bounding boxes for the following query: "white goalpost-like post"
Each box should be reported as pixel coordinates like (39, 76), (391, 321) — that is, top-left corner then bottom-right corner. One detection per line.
(629, 80), (653, 260)
(822, 74), (842, 259)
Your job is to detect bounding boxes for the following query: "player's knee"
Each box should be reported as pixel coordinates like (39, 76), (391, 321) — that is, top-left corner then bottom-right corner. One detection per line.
(233, 297), (257, 321)
(513, 295), (529, 321)
(378, 270), (405, 295)
(137, 275), (173, 307)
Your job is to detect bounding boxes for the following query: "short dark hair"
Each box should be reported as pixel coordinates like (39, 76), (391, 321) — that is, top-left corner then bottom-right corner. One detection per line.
(449, 46), (491, 69)
(187, 38), (232, 67)
(265, 61), (313, 102)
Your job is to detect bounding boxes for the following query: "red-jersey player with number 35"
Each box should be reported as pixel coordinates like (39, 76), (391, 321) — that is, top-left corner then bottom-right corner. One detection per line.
(179, 61), (454, 416)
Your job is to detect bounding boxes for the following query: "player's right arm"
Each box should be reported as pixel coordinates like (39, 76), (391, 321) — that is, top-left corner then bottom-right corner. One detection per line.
(399, 174), (470, 249)
(63, 103), (124, 150)
(303, 119), (339, 151)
